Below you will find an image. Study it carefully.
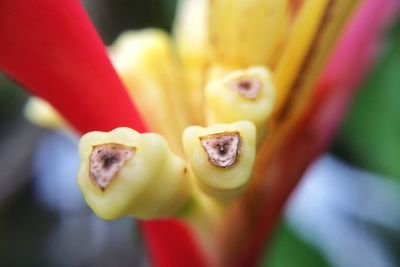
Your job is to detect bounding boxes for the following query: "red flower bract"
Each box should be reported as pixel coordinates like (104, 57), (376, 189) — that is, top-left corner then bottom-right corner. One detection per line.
(0, 1), (207, 267)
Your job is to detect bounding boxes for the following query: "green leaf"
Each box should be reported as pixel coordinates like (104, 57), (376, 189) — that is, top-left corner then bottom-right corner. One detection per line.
(334, 18), (400, 181)
(0, 74), (28, 127)
(262, 221), (331, 267)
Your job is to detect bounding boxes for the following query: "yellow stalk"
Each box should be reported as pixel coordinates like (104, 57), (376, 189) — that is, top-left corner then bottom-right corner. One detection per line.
(179, 167), (226, 263)
(274, 0), (330, 112)
(110, 29), (189, 156)
(278, 0), (360, 124)
(173, 0), (210, 125)
(256, 0), (360, 183)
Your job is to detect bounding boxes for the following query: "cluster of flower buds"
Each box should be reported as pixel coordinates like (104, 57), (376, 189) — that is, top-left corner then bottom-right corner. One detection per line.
(25, 0), (285, 221)
(77, 120), (257, 219)
(3, 0), (395, 265)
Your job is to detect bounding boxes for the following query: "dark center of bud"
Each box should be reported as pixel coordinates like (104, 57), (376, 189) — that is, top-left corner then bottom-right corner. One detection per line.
(228, 76), (261, 100)
(89, 143), (135, 190)
(200, 132), (240, 168)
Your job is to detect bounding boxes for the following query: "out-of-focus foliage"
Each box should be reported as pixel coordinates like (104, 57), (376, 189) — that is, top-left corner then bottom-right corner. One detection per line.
(81, 0), (178, 44)
(0, 74), (28, 127)
(262, 222), (331, 267)
(160, 0), (178, 30)
(334, 18), (400, 181)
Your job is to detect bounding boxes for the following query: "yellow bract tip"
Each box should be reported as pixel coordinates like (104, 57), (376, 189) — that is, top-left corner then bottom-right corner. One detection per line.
(24, 97), (66, 129)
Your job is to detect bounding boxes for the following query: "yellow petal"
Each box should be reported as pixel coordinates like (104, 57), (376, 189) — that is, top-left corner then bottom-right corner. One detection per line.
(274, 0), (330, 112)
(281, 0), (359, 122)
(274, 0), (359, 115)
(256, 0), (360, 188)
(208, 0), (289, 68)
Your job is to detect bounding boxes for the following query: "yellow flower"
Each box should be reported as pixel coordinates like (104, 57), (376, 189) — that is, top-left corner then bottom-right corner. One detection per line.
(25, 0), (360, 220)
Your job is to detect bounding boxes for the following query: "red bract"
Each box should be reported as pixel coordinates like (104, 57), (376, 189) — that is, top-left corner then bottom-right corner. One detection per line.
(0, 1), (206, 267)
(0, 0), (145, 133)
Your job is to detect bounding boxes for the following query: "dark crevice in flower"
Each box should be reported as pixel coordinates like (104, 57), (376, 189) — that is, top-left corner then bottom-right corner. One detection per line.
(200, 132), (240, 168)
(89, 143), (135, 190)
(228, 76), (262, 100)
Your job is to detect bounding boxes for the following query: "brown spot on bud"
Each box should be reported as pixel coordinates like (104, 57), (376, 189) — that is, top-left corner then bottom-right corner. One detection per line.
(200, 132), (240, 168)
(228, 76), (261, 100)
(89, 143), (135, 190)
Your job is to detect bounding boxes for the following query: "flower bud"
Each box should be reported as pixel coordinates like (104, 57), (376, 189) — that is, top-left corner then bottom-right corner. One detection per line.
(24, 97), (65, 128)
(110, 29), (189, 155)
(78, 127), (191, 220)
(205, 67), (275, 142)
(183, 121), (256, 201)
(173, 0), (210, 68)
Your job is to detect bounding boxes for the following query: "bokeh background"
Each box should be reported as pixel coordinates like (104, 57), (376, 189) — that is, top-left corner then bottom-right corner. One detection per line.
(0, 1), (399, 266)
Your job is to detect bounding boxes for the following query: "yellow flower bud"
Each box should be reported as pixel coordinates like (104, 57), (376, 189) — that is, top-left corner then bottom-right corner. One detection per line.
(173, 0), (211, 125)
(24, 97), (66, 129)
(109, 29), (189, 155)
(77, 127), (191, 220)
(205, 67), (275, 142)
(173, 0), (210, 69)
(182, 121), (256, 201)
